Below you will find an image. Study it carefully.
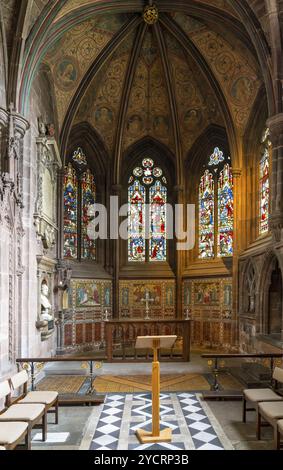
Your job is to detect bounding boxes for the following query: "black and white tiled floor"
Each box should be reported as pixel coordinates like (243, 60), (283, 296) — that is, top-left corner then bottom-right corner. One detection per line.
(88, 393), (233, 451)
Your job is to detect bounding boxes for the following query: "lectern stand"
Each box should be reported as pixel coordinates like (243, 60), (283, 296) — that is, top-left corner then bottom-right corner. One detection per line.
(135, 335), (177, 444)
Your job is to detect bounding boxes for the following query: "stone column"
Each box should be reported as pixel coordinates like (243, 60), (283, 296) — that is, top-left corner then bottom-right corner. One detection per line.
(112, 184), (122, 318)
(232, 168), (242, 348)
(174, 184), (185, 319)
(267, 114), (283, 241)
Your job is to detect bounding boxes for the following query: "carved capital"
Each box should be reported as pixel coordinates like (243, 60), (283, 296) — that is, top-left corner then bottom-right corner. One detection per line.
(270, 212), (283, 242)
(232, 168), (242, 179)
(266, 114), (283, 146)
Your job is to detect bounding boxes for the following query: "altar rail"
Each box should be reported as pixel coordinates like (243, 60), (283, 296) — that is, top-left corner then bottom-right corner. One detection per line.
(57, 311), (191, 362)
(104, 320), (191, 362)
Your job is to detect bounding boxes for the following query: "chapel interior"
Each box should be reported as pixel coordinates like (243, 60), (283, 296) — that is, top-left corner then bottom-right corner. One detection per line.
(0, 0), (283, 452)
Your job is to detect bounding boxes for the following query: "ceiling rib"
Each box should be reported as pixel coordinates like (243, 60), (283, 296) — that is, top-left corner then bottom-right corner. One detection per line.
(113, 21), (148, 184)
(60, 14), (142, 161)
(160, 13), (239, 166)
(153, 21), (183, 187)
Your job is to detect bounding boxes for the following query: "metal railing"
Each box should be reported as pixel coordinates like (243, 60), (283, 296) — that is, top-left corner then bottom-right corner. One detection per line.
(16, 357), (102, 393)
(202, 353), (283, 392)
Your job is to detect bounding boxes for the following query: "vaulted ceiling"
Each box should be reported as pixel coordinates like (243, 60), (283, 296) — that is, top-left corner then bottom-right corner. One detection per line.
(38, 3), (262, 160)
(2, 0), (282, 166)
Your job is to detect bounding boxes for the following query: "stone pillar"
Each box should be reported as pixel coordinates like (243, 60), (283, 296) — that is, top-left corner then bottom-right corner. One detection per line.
(232, 168), (242, 348)
(174, 184), (185, 319)
(112, 184), (122, 318)
(268, 114), (283, 241)
(0, 107), (29, 378)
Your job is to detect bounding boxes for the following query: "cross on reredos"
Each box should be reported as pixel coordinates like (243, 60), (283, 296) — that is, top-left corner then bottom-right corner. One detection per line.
(141, 289), (154, 320)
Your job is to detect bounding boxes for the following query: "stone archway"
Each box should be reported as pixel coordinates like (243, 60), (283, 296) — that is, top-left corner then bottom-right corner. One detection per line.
(267, 260), (282, 337)
(260, 254), (283, 342)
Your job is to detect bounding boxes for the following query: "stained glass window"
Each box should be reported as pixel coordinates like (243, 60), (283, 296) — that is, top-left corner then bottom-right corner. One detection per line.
(81, 169), (96, 260)
(150, 181), (167, 261)
(128, 181), (146, 262)
(259, 130), (271, 235)
(199, 170), (214, 259)
(259, 149), (270, 234)
(63, 148), (96, 261)
(199, 148), (233, 259)
(128, 158), (167, 262)
(63, 163), (78, 259)
(218, 164), (233, 257)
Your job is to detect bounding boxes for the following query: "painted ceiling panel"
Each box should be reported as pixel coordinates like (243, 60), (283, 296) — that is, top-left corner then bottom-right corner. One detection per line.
(73, 31), (136, 151)
(43, 13), (128, 128)
(174, 13), (261, 132)
(123, 29), (174, 152)
(165, 32), (223, 157)
(37, 6), (264, 156)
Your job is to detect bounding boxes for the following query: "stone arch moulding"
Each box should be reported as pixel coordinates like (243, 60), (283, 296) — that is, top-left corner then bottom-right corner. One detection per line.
(257, 250), (283, 335)
(61, 121), (110, 265)
(239, 258), (258, 317)
(185, 124), (230, 179)
(122, 136), (176, 189)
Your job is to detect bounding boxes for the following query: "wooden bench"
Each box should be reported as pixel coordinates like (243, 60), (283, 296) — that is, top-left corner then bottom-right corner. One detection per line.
(11, 370), (59, 424)
(0, 380), (47, 441)
(243, 367), (283, 422)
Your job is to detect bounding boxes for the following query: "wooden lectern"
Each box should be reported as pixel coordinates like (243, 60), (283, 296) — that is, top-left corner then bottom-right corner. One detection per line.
(135, 335), (177, 444)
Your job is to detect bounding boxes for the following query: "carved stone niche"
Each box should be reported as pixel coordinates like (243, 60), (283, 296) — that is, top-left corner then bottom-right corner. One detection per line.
(34, 136), (62, 249)
(36, 255), (57, 342)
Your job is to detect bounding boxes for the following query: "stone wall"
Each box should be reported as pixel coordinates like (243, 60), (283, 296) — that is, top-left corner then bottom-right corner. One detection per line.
(0, 65), (59, 380)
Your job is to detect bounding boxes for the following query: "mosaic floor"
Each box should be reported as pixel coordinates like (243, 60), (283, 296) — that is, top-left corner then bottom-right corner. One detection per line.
(84, 393), (234, 451)
(37, 373), (242, 394)
(93, 374), (211, 393)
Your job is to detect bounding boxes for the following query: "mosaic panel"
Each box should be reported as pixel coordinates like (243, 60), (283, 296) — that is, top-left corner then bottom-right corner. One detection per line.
(183, 278), (235, 349)
(119, 280), (175, 319)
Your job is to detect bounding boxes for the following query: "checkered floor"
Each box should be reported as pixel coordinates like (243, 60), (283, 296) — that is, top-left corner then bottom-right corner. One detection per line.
(89, 393), (233, 450)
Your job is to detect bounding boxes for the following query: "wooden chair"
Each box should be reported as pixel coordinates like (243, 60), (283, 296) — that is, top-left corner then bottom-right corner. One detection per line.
(0, 421), (30, 450)
(10, 370), (59, 424)
(242, 367), (283, 422)
(0, 379), (47, 441)
(257, 401), (283, 448)
(276, 419), (283, 450)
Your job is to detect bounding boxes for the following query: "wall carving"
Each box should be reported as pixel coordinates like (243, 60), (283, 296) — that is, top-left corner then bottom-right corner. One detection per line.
(34, 134), (62, 249)
(183, 277), (235, 349)
(119, 280), (176, 319)
(0, 107), (28, 366)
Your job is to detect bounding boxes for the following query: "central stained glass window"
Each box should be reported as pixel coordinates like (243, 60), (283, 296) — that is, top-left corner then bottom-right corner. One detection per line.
(128, 158), (167, 262)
